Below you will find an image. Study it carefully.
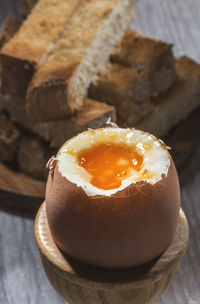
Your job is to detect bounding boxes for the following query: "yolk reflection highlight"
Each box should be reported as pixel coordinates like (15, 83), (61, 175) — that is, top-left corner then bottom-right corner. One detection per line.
(78, 143), (143, 190)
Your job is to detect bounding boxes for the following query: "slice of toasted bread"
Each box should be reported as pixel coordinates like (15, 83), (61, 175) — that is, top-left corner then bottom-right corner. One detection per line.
(0, 0), (81, 97)
(89, 63), (153, 124)
(4, 96), (116, 148)
(135, 56), (200, 137)
(0, 113), (19, 163)
(26, 0), (135, 122)
(34, 99), (116, 148)
(111, 29), (177, 97)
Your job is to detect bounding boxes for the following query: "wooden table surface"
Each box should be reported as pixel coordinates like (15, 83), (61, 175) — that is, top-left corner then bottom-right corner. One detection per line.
(0, 0), (200, 303)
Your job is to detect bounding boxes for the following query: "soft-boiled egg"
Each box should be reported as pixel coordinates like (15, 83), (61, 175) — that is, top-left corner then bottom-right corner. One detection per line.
(45, 127), (180, 269)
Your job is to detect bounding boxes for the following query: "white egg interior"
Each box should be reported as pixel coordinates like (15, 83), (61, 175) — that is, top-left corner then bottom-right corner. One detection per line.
(57, 128), (171, 196)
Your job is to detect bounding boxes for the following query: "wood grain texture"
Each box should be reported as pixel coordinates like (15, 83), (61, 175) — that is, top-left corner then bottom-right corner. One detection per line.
(0, 163), (45, 197)
(1, 0), (200, 304)
(35, 203), (188, 304)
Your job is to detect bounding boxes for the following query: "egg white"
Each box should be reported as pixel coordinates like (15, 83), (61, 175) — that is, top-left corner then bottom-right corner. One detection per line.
(57, 128), (171, 196)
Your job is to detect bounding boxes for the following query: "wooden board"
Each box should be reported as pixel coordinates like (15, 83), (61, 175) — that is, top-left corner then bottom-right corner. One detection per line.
(0, 163), (45, 214)
(0, 163), (45, 197)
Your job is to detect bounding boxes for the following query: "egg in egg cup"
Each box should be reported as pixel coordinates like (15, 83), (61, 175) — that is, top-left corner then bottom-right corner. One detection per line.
(35, 127), (189, 304)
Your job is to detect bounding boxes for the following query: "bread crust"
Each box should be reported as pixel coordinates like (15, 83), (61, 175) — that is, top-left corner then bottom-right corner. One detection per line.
(0, 0), (81, 97)
(89, 63), (153, 125)
(136, 56), (200, 137)
(26, 61), (78, 121)
(111, 29), (177, 97)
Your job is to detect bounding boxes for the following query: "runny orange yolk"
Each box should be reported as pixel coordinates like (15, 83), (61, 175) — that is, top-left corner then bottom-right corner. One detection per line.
(78, 143), (143, 190)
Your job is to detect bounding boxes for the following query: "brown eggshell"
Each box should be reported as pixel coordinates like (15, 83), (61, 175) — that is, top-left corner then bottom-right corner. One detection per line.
(45, 158), (180, 269)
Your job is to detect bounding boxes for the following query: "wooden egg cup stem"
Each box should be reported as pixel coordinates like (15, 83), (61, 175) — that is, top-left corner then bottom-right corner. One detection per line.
(35, 202), (189, 304)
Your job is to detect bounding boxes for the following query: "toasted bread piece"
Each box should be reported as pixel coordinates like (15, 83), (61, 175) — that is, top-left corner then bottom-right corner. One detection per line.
(26, 0), (135, 122)
(4, 97), (116, 148)
(89, 63), (153, 124)
(0, 17), (22, 49)
(111, 29), (177, 97)
(0, 113), (19, 163)
(135, 56), (200, 137)
(0, 17), (116, 148)
(1, 95), (30, 128)
(0, 0), (80, 97)
(18, 134), (55, 180)
(34, 99), (116, 148)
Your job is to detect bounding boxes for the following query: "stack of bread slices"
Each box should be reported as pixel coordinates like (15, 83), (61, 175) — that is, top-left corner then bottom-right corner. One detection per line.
(1, 0), (200, 181)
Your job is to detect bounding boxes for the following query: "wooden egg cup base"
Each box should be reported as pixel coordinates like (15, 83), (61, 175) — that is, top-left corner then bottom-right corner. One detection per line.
(35, 202), (189, 304)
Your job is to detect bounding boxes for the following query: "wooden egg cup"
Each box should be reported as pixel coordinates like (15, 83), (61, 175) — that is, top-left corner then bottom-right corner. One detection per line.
(35, 202), (189, 304)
